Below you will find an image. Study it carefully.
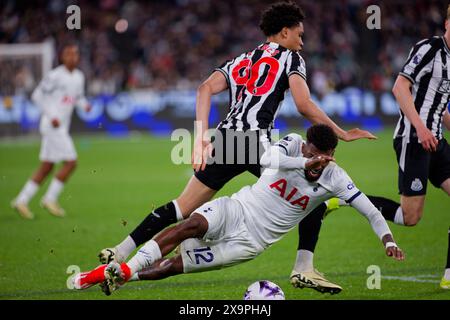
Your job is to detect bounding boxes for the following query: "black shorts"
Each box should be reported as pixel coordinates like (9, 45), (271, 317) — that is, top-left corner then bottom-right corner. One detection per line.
(393, 137), (450, 196)
(194, 129), (270, 190)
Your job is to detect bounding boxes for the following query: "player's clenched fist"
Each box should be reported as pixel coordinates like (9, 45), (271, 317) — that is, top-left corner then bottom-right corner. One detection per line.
(386, 245), (405, 261)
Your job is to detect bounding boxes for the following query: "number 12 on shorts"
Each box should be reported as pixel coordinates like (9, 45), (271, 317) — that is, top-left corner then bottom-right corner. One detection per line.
(190, 246), (214, 265)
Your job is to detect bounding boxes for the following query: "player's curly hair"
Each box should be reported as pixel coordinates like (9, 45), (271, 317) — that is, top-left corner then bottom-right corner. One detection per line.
(259, 2), (305, 36)
(306, 124), (338, 152)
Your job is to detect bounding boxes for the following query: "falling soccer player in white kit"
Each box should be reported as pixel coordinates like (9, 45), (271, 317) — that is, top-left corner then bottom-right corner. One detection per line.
(11, 43), (91, 219)
(71, 124), (404, 295)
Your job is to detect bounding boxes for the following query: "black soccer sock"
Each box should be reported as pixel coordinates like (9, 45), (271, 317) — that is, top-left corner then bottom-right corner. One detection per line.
(129, 201), (178, 247)
(446, 227), (450, 269)
(367, 195), (400, 222)
(297, 203), (326, 252)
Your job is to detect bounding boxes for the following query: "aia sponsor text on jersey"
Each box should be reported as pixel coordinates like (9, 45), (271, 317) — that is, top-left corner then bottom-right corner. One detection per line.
(269, 178), (310, 210)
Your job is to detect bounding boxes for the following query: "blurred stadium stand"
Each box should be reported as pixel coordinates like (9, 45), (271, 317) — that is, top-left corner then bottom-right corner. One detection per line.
(0, 0), (449, 136)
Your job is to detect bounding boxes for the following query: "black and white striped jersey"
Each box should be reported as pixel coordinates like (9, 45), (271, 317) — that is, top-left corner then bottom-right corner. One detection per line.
(215, 42), (306, 131)
(395, 36), (450, 141)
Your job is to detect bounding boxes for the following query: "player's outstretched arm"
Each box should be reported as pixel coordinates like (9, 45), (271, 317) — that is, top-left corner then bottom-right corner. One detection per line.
(260, 144), (306, 169)
(192, 71), (228, 171)
(349, 193), (405, 261)
(392, 75), (438, 152)
(289, 75), (377, 142)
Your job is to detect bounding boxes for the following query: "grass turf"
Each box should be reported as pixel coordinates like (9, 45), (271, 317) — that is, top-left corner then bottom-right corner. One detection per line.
(0, 129), (449, 300)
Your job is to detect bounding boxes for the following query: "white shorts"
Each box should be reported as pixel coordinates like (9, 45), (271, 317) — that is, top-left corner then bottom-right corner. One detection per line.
(180, 197), (264, 273)
(39, 133), (77, 163)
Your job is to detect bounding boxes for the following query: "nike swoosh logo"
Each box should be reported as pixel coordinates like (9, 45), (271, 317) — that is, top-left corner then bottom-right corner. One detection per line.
(185, 250), (193, 262)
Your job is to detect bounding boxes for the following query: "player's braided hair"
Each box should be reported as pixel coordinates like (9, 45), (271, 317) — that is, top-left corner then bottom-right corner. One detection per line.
(259, 2), (305, 36)
(306, 124), (338, 152)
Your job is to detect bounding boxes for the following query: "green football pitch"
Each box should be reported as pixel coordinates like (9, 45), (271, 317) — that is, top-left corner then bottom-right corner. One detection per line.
(0, 129), (449, 300)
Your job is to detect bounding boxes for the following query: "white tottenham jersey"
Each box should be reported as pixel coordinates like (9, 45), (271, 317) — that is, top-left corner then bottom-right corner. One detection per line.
(231, 133), (390, 248)
(31, 65), (89, 134)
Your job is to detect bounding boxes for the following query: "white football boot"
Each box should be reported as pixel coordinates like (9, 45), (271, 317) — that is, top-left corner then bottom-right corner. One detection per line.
(11, 200), (34, 220)
(41, 200), (65, 217)
(290, 269), (342, 294)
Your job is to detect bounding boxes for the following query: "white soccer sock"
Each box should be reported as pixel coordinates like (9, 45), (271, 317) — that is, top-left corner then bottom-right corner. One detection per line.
(394, 207), (405, 225)
(293, 249), (314, 272)
(444, 268), (450, 280)
(173, 200), (184, 221)
(43, 178), (64, 203)
(115, 235), (136, 262)
(127, 240), (162, 274)
(16, 180), (39, 204)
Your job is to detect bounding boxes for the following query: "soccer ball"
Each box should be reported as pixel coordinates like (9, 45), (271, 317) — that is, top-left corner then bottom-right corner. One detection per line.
(243, 280), (285, 300)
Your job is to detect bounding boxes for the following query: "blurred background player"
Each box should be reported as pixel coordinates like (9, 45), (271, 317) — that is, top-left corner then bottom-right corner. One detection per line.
(97, 2), (375, 294)
(72, 124), (403, 295)
(11, 43), (91, 219)
(322, 5), (450, 290)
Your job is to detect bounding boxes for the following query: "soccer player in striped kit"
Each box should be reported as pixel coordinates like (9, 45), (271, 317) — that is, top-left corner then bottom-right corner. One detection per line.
(328, 5), (450, 289)
(12, 43), (91, 219)
(97, 2), (376, 293)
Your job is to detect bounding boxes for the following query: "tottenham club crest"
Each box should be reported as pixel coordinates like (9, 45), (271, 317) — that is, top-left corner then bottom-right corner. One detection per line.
(411, 178), (423, 192)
